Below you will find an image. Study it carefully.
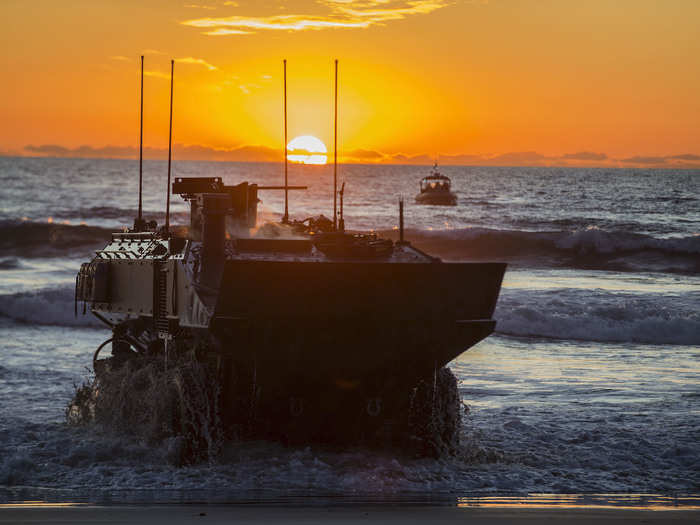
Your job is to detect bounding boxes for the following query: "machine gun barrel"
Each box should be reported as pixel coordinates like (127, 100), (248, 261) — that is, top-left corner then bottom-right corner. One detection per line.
(258, 185), (307, 190)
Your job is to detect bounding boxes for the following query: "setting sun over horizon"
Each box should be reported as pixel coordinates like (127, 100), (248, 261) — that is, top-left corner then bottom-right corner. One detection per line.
(287, 135), (328, 165)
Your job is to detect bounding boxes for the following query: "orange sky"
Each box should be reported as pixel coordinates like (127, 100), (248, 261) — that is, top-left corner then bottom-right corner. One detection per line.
(1, 0), (699, 166)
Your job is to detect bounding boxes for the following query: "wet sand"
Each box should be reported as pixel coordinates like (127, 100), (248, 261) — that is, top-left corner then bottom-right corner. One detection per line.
(1, 505), (698, 524)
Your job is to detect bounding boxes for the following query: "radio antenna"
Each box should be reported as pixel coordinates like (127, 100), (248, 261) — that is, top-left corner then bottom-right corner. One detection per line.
(338, 181), (345, 232)
(399, 197), (405, 244)
(164, 59), (174, 236)
(333, 58), (338, 231)
(134, 55), (145, 232)
(283, 59), (289, 224)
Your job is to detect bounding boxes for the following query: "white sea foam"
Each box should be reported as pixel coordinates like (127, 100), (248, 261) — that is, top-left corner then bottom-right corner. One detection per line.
(0, 403), (697, 498)
(495, 288), (700, 345)
(553, 226), (700, 255)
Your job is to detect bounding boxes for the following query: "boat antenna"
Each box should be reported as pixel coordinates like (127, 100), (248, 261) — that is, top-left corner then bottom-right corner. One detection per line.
(399, 197), (405, 244)
(135, 55), (145, 232)
(283, 59), (289, 224)
(333, 58), (338, 231)
(164, 59), (174, 236)
(338, 181), (345, 232)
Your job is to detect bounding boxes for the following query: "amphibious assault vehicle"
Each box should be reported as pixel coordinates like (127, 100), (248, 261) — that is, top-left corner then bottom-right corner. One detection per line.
(72, 57), (505, 456)
(74, 175), (505, 454)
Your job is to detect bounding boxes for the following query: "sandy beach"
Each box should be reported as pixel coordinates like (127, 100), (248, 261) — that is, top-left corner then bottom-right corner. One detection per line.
(1, 504), (699, 524)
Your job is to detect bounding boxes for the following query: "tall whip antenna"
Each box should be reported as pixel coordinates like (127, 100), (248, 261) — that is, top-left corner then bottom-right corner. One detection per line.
(283, 59), (289, 223)
(136, 55), (144, 231)
(164, 59), (174, 236)
(333, 58), (338, 231)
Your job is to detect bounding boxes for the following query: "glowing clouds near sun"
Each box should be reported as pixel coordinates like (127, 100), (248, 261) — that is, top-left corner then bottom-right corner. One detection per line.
(287, 135), (328, 165)
(180, 1), (451, 35)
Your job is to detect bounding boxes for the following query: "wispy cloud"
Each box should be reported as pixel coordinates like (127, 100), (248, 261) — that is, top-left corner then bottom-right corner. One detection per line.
(343, 148), (385, 160)
(19, 143), (281, 162)
(620, 156), (667, 165)
(667, 154), (700, 161)
(330, 0), (449, 21)
(182, 0), (451, 35)
(203, 29), (253, 35)
(186, 14), (372, 33)
(562, 151), (608, 161)
(110, 55), (132, 62)
(488, 151), (546, 163)
(177, 56), (218, 71)
(238, 82), (261, 94)
(142, 57), (218, 78)
(144, 70), (171, 80)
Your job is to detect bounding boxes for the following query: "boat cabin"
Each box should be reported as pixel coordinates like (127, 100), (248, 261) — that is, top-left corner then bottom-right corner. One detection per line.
(419, 173), (452, 193)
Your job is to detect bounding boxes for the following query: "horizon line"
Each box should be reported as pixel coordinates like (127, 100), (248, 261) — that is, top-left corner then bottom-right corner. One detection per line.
(2, 151), (700, 171)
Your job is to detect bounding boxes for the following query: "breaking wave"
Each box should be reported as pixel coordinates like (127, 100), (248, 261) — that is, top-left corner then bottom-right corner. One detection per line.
(3, 284), (698, 346)
(0, 257), (22, 270)
(388, 227), (700, 273)
(49, 207), (190, 224)
(400, 227), (700, 256)
(52, 205), (137, 221)
(496, 288), (700, 345)
(0, 220), (112, 257)
(4, 220), (698, 274)
(0, 287), (101, 327)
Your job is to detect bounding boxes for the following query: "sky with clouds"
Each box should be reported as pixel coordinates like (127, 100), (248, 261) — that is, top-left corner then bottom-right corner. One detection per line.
(1, 0), (699, 166)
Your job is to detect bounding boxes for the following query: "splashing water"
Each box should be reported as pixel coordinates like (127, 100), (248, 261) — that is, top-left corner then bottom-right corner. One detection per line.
(68, 353), (223, 465)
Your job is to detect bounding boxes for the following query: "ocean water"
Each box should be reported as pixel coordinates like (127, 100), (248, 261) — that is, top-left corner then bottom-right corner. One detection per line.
(0, 157), (698, 503)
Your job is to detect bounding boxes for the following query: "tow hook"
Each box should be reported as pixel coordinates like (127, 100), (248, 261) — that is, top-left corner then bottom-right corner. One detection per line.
(289, 397), (304, 417)
(367, 397), (382, 417)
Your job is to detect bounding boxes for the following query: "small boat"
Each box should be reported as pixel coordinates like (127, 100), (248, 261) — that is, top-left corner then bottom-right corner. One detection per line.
(415, 163), (457, 205)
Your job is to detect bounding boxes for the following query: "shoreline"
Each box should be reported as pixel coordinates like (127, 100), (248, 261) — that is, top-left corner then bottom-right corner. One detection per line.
(1, 504), (699, 524)
(2, 493), (699, 509)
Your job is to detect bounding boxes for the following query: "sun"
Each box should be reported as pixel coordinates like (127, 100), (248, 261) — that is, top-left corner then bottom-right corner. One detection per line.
(287, 135), (328, 165)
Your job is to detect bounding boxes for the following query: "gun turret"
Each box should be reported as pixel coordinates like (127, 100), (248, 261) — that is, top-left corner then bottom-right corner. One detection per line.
(172, 177), (259, 240)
